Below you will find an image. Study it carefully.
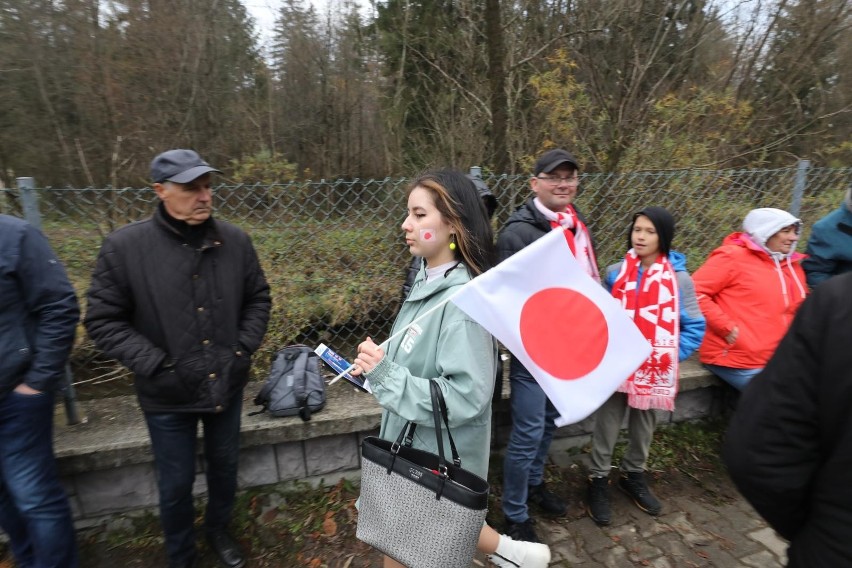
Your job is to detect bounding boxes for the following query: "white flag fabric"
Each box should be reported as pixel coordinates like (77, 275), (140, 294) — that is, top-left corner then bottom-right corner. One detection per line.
(450, 228), (651, 426)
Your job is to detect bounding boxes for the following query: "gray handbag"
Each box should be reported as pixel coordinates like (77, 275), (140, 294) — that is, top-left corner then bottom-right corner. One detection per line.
(356, 380), (489, 568)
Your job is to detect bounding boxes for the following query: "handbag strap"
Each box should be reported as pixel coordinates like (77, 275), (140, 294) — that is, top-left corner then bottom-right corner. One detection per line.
(390, 380), (463, 472)
(429, 380), (462, 468)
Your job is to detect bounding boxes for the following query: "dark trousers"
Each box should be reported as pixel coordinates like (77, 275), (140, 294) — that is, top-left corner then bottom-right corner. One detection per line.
(144, 390), (243, 565)
(0, 391), (78, 568)
(501, 363), (561, 523)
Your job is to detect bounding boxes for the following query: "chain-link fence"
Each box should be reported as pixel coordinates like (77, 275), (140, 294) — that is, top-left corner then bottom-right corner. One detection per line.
(2, 164), (850, 401)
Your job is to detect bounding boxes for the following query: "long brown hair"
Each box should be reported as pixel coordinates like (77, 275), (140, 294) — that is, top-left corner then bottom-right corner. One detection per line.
(409, 169), (496, 277)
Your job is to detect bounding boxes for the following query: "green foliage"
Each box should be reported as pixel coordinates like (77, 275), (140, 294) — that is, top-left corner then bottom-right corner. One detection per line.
(599, 418), (729, 483)
(619, 89), (755, 170)
(529, 50), (599, 170)
(229, 150), (299, 184)
(531, 50), (756, 172)
(646, 418), (727, 473)
(249, 222), (402, 364)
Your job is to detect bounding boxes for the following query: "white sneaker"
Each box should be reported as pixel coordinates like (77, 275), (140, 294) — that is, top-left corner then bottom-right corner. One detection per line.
(488, 534), (551, 568)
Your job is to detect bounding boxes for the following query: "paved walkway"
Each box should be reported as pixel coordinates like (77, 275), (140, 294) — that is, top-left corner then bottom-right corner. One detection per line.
(492, 447), (789, 568)
(531, 489), (787, 567)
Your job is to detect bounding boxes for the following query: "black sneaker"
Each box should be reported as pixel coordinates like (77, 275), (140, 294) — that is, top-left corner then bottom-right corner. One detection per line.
(527, 482), (567, 517)
(586, 476), (611, 526)
(618, 471), (662, 516)
(504, 517), (541, 543)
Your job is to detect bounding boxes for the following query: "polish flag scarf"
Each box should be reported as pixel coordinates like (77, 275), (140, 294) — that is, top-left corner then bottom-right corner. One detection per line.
(611, 251), (680, 411)
(533, 198), (601, 283)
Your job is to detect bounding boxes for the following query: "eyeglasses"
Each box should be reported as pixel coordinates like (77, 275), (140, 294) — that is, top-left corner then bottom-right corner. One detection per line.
(535, 175), (579, 185)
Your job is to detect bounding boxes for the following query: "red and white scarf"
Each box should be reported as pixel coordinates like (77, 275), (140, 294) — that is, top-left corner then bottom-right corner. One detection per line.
(533, 198), (601, 283)
(611, 251), (680, 411)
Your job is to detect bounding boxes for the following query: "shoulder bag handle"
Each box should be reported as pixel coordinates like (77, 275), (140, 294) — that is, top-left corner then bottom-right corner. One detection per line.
(391, 380), (462, 472)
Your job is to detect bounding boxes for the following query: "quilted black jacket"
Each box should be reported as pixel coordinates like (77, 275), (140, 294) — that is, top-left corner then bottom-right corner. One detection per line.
(84, 207), (271, 413)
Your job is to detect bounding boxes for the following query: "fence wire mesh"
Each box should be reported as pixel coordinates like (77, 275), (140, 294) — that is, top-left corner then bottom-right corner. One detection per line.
(2, 166), (850, 399)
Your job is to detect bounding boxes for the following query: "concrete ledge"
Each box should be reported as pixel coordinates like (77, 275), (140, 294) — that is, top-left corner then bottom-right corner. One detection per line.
(53, 357), (724, 521)
(53, 380), (384, 475)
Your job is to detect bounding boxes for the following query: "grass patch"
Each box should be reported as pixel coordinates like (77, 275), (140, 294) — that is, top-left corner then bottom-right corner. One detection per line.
(603, 417), (727, 479)
(646, 417), (727, 474)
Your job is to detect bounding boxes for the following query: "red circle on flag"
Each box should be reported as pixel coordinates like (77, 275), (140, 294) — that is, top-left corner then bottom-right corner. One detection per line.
(423, 232), (432, 240)
(519, 287), (609, 380)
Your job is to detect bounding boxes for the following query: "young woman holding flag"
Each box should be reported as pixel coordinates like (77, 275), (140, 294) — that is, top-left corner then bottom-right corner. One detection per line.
(351, 169), (550, 568)
(586, 206), (705, 526)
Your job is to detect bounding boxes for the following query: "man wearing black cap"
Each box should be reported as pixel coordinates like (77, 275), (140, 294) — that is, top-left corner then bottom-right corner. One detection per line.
(85, 149), (271, 568)
(497, 148), (600, 543)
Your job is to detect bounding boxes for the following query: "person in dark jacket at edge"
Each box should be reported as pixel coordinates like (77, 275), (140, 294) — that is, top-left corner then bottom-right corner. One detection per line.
(498, 148), (601, 543)
(0, 214), (80, 568)
(84, 149), (271, 568)
(723, 272), (852, 568)
(802, 184), (852, 289)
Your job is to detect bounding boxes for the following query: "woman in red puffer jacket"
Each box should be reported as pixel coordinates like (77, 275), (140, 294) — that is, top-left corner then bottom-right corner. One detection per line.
(693, 207), (807, 391)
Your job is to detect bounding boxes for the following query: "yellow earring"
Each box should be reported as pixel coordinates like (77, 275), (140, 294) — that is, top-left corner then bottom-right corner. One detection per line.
(449, 234), (457, 251)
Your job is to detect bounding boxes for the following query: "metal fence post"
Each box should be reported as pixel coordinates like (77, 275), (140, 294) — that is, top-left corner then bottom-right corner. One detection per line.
(16, 177), (42, 230)
(790, 159), (810, 217)
(469, 166), (482, 178)
(15, 177), (82, 425)
(62, 365), (81, 425)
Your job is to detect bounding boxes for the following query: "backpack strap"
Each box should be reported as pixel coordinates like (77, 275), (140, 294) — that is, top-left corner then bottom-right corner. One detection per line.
(290, 349), (312, 421)
(249, 350), (287, 416)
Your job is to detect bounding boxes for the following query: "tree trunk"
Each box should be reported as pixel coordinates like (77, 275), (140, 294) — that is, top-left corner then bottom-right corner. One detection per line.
(485, 0), (509, 172)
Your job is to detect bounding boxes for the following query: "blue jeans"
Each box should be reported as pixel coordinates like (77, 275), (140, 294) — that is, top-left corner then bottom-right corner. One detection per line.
(0, 391), (78, 568)
(144, 391), (243, 565)
(502, 362), (561, 523)
(703, 364), (762, 391)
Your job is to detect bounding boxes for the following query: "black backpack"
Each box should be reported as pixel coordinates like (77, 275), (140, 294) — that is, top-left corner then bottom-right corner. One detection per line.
(251, 345), (326, 420)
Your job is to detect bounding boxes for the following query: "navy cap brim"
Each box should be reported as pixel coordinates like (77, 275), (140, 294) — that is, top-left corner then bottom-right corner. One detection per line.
(164, 165), (222, 184)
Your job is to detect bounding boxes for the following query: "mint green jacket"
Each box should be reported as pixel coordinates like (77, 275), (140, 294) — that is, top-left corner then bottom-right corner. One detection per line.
(365, 263), (498, 479)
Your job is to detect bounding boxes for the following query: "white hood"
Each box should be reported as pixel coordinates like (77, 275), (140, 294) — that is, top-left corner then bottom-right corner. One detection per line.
(742, 208), (801, 252)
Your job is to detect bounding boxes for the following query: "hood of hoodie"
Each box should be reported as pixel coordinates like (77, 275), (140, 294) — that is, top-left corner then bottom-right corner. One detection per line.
(405, 261), (471, 303)
(668, 250), (688, 272)
(742, 208), (802, 258)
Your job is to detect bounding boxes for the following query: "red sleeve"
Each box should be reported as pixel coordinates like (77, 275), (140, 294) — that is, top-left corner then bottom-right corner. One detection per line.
(692, 247), (737, 338)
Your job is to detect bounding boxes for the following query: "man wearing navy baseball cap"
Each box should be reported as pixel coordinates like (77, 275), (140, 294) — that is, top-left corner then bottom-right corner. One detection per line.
(149, 149), (223, 226)
(85, 149), (271, 568)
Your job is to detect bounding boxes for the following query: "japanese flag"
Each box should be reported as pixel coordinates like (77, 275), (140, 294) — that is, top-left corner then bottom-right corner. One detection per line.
(450, 228), (651, 426)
